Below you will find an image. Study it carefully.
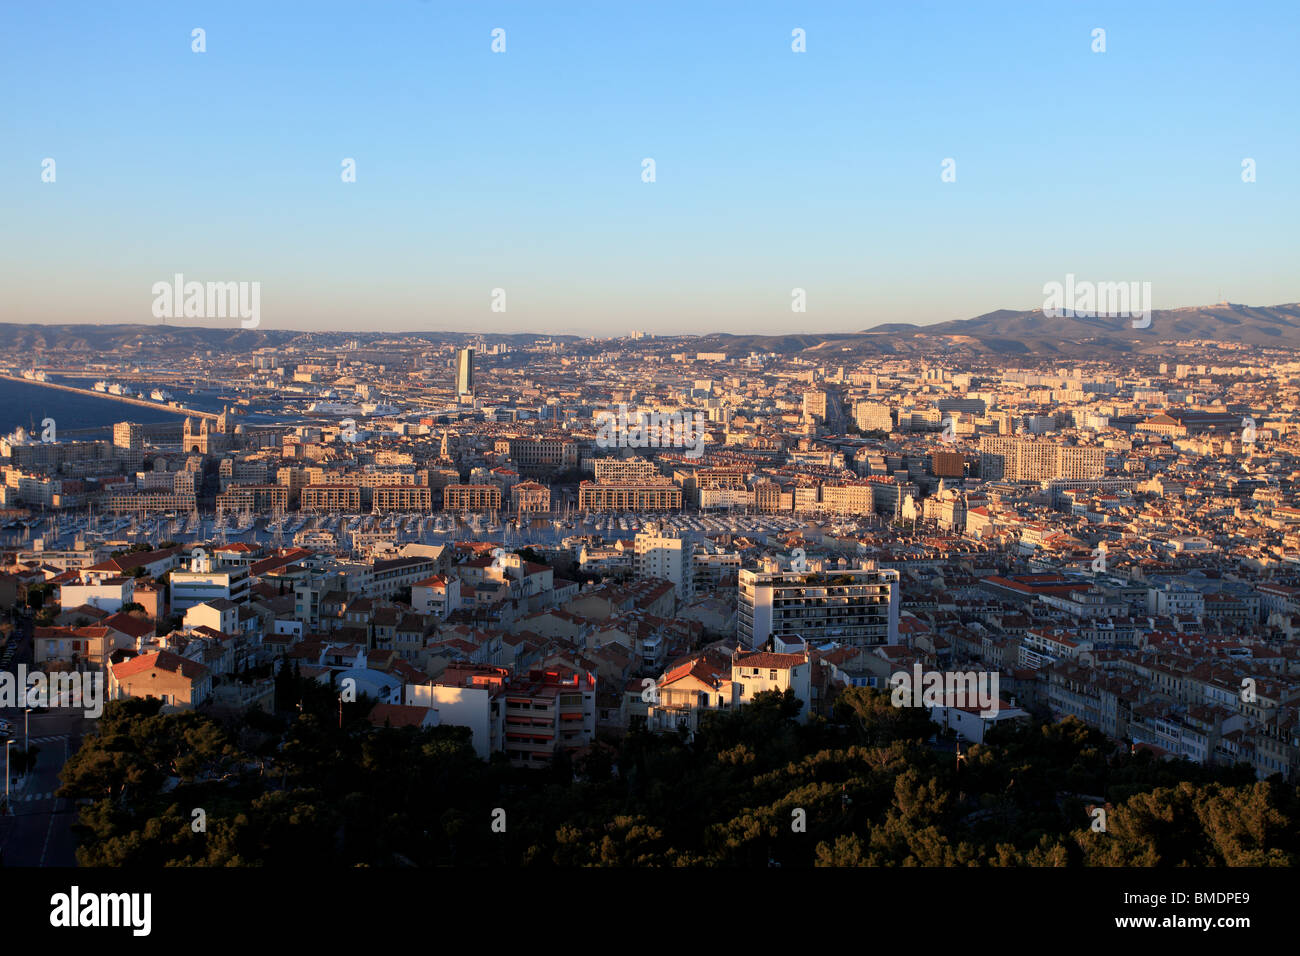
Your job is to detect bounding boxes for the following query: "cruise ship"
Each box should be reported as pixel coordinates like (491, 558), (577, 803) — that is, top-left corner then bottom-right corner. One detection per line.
(307, 399), (400, 417)
(307, 401), (363, 415)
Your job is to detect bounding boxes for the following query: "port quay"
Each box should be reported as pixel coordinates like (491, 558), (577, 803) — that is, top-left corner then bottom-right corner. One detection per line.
(0, 372), (219, 421)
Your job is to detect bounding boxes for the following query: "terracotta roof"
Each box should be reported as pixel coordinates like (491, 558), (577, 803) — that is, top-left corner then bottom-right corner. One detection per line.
(368, 703), (435, 729)
(734, 651), (806, 669)
(413, 575), (451, 588)
(111, 649), (209, 683)
(87, 546), (181, 574)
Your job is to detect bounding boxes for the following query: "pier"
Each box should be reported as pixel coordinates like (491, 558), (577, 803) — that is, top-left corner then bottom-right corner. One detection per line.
(0, 373), (219, 421)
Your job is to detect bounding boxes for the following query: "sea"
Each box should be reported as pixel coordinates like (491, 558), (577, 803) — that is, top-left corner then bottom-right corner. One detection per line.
(0, 377), (297, 436)
(0, 378), (188, 435)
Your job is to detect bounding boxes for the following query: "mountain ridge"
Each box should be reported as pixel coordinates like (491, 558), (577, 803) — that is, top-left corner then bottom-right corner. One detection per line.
(0, 301), (1296, 358)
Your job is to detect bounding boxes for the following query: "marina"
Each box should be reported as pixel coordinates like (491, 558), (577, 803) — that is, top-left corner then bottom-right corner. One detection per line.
(1, 508), (840, 558)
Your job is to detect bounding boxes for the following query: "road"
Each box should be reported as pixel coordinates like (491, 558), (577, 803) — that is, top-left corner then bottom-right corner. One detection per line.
(1, 611), (95, 867)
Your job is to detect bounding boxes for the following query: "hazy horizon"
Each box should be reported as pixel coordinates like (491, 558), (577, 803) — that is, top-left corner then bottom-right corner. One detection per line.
(4, 297), (1300, 340)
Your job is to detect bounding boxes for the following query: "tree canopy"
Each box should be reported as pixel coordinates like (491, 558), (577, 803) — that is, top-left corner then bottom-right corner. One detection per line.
(60, 682), (1300, 867)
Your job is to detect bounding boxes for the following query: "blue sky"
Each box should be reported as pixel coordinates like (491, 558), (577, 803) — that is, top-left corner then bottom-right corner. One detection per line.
(2, 1), (1296, 336)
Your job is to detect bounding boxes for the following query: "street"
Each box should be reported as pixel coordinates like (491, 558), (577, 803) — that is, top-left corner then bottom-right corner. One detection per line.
(1, 610), (95, 867)
(1, 709), (95, 867)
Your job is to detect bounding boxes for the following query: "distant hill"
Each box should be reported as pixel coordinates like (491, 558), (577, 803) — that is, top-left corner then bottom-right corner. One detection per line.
(865, 302), (1300, 353)
(0, 302), (1297, 359)
(683, 302), (1300, 358)
(0, 325), (578, 355)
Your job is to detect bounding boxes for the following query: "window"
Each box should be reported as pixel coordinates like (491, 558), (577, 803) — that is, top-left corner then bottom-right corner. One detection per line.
(769, 670), (778, 681)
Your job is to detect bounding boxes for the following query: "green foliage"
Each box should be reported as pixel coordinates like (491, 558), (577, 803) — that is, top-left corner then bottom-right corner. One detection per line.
(62, 696), (1300, 868)
(25, 582), (52, 610)
(516, 547), (547, 566)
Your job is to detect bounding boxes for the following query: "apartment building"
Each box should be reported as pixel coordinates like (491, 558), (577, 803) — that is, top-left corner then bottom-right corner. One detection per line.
(508, 437), (578, 474)
(820, 483), (876, 516)
(501, 669), (597, 768)
(104, 492), (198, 514)
(369, 555), (438, 599)
(1019, 627), (1091, 669)
(443, 483), (503, 511)
(754, 480), (787, 513)
(979, 436), (1104, 481)
(592, 457), (661, 483)
(112, 421), (144, 472)
(216, 484), (290, 513)
(691, 545), (741, 595)
(158, 548), (248, 613)
(301, 484), (362, 512)
(170, 562), (252, 611)
(738, 566), (900, 649)
(578, 480), (683, 512)
(802, 390), (828, 421)
(854, 401), (893, 432)
(633, 527), (689, 601)
(930, 450), (965, 478)
(373, 486), (433, 511)
(406, 664), (510, 759)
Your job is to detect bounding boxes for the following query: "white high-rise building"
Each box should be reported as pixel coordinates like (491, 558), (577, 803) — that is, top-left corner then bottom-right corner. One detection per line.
(853, 401), (893, 433)
(633, 525), (689, 600)
(738, 566), (900, 649)
(979, 436), (1104, 482)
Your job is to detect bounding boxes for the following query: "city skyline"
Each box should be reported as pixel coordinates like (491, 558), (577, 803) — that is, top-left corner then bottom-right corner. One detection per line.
(3, 0), (1297, 335)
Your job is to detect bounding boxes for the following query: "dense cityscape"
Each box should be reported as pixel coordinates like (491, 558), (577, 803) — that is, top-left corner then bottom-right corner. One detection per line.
(0, 324), (1297, 878)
